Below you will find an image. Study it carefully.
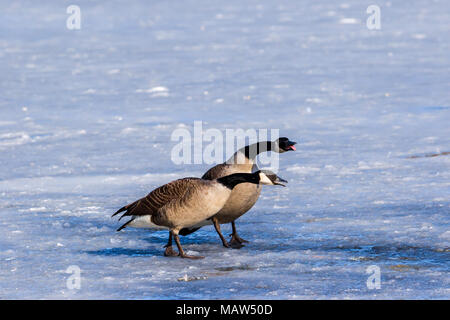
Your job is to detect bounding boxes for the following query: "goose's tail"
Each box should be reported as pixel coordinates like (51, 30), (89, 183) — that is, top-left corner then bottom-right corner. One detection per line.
(112, 200), (139, 220)
(112, 199), (165, 231)
(112, 200), (140, 231)
(116, 218), (134, 232)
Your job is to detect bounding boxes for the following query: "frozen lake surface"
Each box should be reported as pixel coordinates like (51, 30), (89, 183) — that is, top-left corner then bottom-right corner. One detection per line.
(0, 0), (449, 299)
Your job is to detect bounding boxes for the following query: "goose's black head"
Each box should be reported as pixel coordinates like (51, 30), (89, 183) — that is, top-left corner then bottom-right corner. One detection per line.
(217, 170), (288, 189)
(274, 137), (297, 153)
(257, 170), (288, 186)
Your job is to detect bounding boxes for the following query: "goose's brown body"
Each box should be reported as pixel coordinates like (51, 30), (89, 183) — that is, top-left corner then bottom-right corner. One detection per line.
(113, 170), (285, 258)
(202, 163), (261, 224)
(115, 178), (231, 232)
(178, 155), (262, 238)
(179, 137), (296, 246)
(113, 137), (295, 257)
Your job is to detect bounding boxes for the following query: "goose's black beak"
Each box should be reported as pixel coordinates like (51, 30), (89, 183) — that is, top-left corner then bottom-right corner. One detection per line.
(278, 138), (297, 152)
(273, 175), (288, 187)
(285, 140), (297, 151)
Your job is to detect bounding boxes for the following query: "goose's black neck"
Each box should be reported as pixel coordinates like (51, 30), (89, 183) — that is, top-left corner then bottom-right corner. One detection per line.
(242, 141), (273, 160)
(217, 173), (259, 189)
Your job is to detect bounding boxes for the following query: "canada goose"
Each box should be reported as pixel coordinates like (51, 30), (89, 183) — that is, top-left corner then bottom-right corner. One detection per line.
(112, 170), (286, 259)
(179, 137), (296, 248)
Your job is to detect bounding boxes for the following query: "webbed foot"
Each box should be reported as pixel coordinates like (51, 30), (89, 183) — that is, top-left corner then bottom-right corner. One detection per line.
(230, 234), (249, 244)
(228, 238), (244, 249)
(164, 245), (179, 257)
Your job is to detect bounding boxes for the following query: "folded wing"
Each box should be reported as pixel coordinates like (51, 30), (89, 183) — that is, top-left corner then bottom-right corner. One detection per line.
(112, 178), (200, 230)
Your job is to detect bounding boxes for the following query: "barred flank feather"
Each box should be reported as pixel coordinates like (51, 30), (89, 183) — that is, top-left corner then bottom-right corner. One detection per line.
(112, 178), (201, 231)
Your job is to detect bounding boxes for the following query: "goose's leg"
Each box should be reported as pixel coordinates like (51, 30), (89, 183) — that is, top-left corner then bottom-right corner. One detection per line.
(211, 217), (231, 248)
(164, 231), (178, 257)
(173, 230), (204, 259)
(229, 221), (249, 245)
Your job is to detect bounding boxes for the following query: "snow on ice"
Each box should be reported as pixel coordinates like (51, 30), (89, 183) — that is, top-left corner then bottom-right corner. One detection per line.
(0, 0), (449, 299)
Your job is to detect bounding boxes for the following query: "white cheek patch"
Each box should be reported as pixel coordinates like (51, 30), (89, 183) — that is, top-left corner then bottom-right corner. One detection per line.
(274, 142), (281, 153)
(259, 173), (273, 185)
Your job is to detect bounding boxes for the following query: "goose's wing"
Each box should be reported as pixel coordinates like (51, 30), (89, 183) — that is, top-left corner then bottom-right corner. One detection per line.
(112, 178), (201, 220)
